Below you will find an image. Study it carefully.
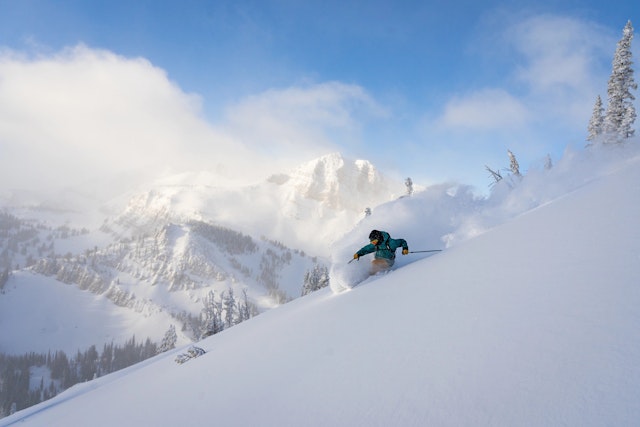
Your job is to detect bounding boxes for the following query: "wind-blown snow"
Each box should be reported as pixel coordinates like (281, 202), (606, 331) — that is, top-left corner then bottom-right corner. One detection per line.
(2, 143), (640, 426)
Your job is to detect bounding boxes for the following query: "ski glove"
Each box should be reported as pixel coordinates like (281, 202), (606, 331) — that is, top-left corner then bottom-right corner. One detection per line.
(402, 249), (409, 255)
(353, 253), (360, 260)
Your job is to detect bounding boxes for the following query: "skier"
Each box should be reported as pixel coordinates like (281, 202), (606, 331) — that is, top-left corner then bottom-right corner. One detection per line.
(353, 230), (409, 274)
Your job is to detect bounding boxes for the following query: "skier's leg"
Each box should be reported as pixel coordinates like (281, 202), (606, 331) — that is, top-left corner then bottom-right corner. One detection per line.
(370, 258), (393, 274)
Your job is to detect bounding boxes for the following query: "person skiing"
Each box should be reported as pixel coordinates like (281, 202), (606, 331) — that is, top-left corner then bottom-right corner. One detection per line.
(353, 230), (409, 274)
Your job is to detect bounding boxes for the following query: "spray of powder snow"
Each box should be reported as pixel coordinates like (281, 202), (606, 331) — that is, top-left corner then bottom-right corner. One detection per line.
(327, 186), (481, 292)
(329, 141), (640, 294)
(329, 257), (373, 292)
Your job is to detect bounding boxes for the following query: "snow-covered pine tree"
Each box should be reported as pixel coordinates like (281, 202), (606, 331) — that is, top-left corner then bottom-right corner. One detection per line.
(223, 288), (237, 328)
(405, 177), (414, 196)
(587, 95), (605, 144)
(604, 20), (637, 143)
(236, 288), (252, 322)
(301, 269), (313, 296)
(0, 267), (9, 291)
(301, 265), (329, 296)
(201, 290), (223, 337)
(157, 325), (178, 354)
(507, 150), (521, 177)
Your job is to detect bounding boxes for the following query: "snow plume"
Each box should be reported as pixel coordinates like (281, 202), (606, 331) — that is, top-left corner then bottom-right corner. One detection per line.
(331, 139), (640, 289)
(449, 140), (640, 242)
(329, 182), (481, 290)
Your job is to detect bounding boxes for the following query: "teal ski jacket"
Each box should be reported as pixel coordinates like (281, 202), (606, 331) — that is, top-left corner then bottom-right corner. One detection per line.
(356, 231), (408, 261)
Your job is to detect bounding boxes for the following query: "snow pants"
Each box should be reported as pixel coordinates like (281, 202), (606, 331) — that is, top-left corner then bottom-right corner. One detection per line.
(371, 258), (394, 274)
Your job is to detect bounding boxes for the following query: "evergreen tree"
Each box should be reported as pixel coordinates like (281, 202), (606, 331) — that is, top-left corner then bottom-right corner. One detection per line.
(405, 177), (414, 196)
(101, 342), (114, 373)
(237, 288), (252, 322)
(0, 268), (8, 291)
(507, 150), (521, 177)
(301, 265), (330, 296)
(201, 290), (223, 337)
(78, 345), (99, 381)
(0, 335), (163, 417)
(587, 95), (605, 143)
(223, 288), (237, 328)
(604, 20), (637, 143)
(157, 325), (178, 354)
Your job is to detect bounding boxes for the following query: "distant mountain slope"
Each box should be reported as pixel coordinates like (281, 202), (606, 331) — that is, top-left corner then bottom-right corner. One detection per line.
(0, 152), (403, 357)
(4, 145), (638, 426)
(0, 218), (320, 355)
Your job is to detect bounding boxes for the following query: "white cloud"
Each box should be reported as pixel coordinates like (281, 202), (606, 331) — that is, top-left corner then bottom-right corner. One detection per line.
(0, 47), (388, 199)
(507, 15), (613, 92)
(436, 88), (529, 132)
(0, 45), (262, 196)
(223, 81), (388, 163)
(425, 13), (618, 162)
(505, 15), (618, 129)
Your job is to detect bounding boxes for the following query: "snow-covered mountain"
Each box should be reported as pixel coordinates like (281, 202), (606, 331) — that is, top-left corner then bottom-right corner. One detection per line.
(0, 153), (403, 354)
(114, 152), (405, 255)
(2, 142), (638, 426)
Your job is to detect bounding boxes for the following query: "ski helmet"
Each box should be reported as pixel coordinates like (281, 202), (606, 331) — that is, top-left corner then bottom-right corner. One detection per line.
(369, 230), (383, 244)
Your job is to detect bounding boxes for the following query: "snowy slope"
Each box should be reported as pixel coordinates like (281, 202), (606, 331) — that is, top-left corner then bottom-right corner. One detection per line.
(3, 145), (639, 426)
(0, 271), (183, 354)
(0, 218), (320, 355)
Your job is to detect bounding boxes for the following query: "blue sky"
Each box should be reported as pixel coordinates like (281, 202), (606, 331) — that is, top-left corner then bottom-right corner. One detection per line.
(0, 0), (638, 196)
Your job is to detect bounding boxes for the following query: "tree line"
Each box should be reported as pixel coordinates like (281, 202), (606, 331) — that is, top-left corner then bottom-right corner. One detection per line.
(0, 211), (89, 271)
(0, 279), (269, 420)
(0, 336), (156, 418)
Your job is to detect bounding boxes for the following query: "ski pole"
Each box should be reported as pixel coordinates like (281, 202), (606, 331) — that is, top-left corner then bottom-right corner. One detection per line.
(409, 250), (442, 254)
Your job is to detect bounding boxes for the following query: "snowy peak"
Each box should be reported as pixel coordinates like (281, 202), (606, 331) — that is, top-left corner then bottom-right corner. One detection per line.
(269, 152), (402, 212)
(109, 153), (404, 255)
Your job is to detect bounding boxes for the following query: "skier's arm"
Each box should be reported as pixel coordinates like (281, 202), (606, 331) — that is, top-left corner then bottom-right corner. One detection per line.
(355, 243), (376, 258)
(393, 238), (409, 255)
